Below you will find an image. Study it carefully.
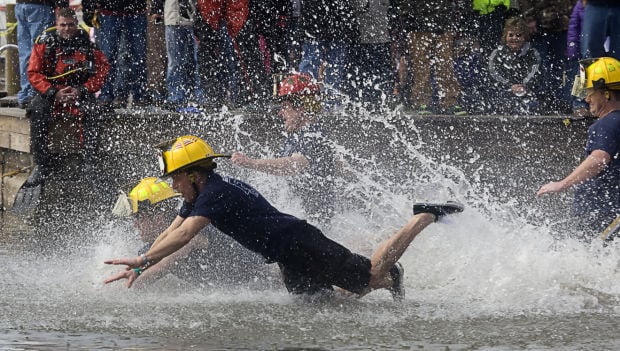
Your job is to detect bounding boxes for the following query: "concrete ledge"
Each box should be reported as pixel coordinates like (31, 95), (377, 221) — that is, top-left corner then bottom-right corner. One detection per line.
(0, 107), (593, 219)
(0, 108), (28, 152)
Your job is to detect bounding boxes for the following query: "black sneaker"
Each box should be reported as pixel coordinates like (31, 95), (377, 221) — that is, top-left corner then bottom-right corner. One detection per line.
(413, 201), (464, 221)
(388, 262), (405, 302)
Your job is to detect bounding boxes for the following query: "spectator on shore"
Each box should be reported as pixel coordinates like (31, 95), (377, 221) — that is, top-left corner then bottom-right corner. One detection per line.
(397, 0), (463, 114)
(487, 17), (543, 115)
(112, 177), (274, 288)
(193, 0), (270, 109)
(454, 36), (485, 113)
(251, 0), (290, 76)
(348, 0), (399, 111)
(298, 0), (358, 107)
(521, 0), (575, 114)
(82, 0), (148, 108)
(473, 0), (510, 57)
(151, 0), (204, 110)
(231, 73), (336, 224)
(566, 0), (590, 117)
(15, 0), (66, 109)
(26, 8), (109, 185)
(286, 0), (303, 69)
(580, 0), (620, 60)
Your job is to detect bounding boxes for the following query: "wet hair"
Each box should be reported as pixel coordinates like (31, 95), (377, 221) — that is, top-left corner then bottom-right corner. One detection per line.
(502, 17), (530, 44)
(136, 196), (180, 219)
(57, 8), (78, 21)
(185, 161), (217, 176)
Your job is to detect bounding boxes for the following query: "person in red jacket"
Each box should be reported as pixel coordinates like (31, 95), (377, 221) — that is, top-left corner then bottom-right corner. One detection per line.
(26, 8), (110, 186)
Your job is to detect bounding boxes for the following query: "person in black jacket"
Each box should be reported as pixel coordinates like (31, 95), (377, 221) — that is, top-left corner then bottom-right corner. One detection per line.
(486, 17), (543, 114)
(298, 0), (358, 105)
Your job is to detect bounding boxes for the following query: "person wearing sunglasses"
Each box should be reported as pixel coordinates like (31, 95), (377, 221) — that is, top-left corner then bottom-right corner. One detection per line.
(487, 17), (543, 115)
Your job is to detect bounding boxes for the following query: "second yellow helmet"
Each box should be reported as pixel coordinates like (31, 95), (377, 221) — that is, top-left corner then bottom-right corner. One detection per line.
(112, 177), (180, 217)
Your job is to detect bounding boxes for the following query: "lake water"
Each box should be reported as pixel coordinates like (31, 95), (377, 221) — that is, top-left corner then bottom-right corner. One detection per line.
(1, 110), (619, 350)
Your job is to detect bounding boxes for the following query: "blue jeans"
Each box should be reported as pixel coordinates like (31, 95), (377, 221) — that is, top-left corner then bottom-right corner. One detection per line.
(581, 3), (620, 59)
(15, 3), (54, 104)
(299, 40), (348, 93)
(165, 25), (203, 104)
(97, 14), (147, 102)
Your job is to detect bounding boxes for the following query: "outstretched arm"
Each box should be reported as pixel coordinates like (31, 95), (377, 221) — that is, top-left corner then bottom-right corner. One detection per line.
(133, 235), (209, 288)
(231, 151), (309, 176)
(537, 149), (611, 196)
(150, 215), (185, 251)
(104, 215), (211, 287)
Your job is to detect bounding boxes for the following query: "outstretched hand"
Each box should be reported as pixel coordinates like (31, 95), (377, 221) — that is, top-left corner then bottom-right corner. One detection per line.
(104, 269), (139, 288)
(536, 181), (564, 196)
(231, 152), (255, 167)
(103, 256), (142, 288)
(104, 256), (142, 268)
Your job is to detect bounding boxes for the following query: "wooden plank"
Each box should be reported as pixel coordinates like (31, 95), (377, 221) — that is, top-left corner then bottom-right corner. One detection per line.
(11, 132), (30, 153)
(0, 110), (30, 152)
(0, 130), (30, 152)
(0, 114), (29, 133)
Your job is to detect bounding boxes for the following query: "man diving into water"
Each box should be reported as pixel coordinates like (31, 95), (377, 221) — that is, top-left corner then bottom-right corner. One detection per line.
(104, 135), (463, 300)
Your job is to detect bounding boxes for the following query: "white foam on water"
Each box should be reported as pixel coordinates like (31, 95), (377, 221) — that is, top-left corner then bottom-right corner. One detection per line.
(2, 107), (619, 348)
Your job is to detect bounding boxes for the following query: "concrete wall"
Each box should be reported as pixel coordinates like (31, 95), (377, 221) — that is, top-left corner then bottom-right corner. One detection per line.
(1, 110), (592, 227)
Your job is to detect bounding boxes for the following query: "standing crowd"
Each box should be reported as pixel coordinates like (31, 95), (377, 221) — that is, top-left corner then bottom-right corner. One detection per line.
(13, 0), (620, 115)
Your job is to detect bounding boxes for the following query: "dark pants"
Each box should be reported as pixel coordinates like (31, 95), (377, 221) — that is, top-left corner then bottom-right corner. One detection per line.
(348, 42), (393, 108)
(28, 93), (102, 172)
(277, 222), (372, 295)
(194, 18), (269, 106)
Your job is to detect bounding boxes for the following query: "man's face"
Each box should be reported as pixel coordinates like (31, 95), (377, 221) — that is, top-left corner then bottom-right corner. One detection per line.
(56, 16), (78, 40)
(171, 173), (197, 203)
(279, 100), (304, 132)
(505, 30), (525, 53)
(585, 89), (606, 117)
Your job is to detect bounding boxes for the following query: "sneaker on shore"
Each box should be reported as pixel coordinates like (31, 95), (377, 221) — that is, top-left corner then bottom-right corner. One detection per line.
(415, 104), (433, 115)
(438, 105), (468, 116)
(413, 201), (464, 221)
(388, 262), (405, 301)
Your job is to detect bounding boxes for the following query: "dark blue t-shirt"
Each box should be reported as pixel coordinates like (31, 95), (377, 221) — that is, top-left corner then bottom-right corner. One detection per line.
(573, 110), (620, 222)
(179, 172), (307, 262)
